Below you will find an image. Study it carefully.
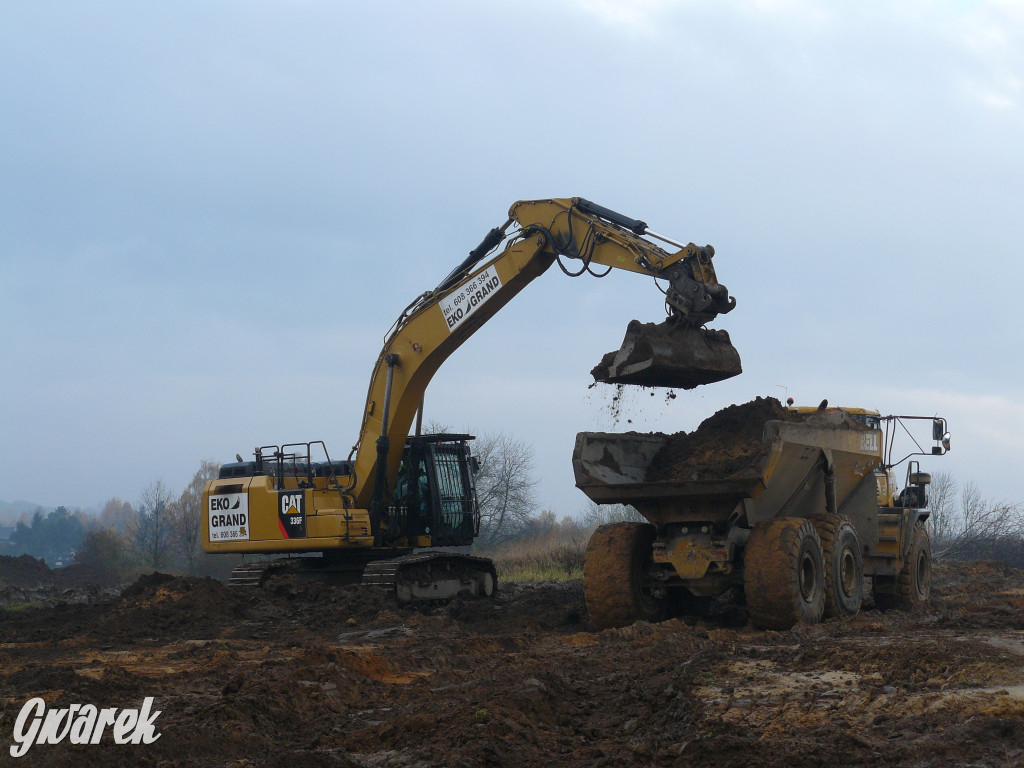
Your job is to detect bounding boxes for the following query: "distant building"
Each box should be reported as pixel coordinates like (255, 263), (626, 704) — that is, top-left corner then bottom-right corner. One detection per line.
(0, 526), (13, 542)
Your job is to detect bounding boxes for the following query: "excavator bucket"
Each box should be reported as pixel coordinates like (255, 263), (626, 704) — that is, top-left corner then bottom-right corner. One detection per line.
(591, 319), (742, 389)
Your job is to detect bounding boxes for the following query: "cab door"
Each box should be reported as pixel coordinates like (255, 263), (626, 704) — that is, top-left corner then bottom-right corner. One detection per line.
(426, 443), (479, 546)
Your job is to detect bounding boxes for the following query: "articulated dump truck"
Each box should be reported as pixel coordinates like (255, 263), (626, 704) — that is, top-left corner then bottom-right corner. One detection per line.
(574, 398), (951, 630)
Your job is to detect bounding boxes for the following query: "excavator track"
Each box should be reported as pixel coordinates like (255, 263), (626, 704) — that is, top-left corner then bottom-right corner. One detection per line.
(362, 553), (497, 602)
(228, 554), (378, 588)
(227, 560), (294, 588)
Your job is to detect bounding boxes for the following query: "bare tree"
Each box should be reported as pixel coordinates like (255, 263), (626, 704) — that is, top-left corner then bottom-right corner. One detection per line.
(927, 473), (1024, 565)
(130, 479), (176, 570)
(174, 460), (220, 574)
(473, 431), (539, 543)
(422, 422), (539, 544)
(581, 501), (647, 528)
(925, 471), (958, 549)
(477, 432), (539, 543)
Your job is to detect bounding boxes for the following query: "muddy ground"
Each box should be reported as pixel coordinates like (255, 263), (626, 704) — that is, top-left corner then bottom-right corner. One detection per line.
(1, 561), (1023, 767)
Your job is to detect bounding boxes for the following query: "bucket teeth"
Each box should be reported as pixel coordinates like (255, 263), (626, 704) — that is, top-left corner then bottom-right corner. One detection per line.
(591, 319), (742, 389)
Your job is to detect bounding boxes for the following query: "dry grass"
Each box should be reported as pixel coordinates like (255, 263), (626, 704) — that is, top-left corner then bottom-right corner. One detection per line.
(476, 526), (588, 582)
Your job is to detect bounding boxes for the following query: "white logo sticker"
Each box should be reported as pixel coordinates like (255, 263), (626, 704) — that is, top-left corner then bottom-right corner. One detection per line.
(439, 265), (502, 332)
(860, 433), (880, 453)
(209, 493), (249, 541)
(10, 697), (161, 757)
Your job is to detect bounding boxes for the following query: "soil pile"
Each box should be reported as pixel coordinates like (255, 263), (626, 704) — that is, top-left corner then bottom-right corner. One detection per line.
(1, 562), (1023, 767)
(0, 555), (119, 609)
(0, 553), (52, 588)
(646, 396), (802, 481)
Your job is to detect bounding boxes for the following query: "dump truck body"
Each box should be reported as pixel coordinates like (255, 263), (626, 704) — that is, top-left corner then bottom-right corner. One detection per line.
(576, 409), (883, 538)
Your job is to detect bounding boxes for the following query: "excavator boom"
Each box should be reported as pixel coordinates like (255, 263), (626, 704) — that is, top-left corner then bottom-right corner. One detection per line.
(352, 197), (741, 516)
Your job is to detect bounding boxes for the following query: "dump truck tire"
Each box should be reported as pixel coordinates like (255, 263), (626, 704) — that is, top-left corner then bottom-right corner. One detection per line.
(875, 522), (931, 610)
(744, 517), (825, 630)
(813, 515), (863, 619)
(585, 522), (663, 630)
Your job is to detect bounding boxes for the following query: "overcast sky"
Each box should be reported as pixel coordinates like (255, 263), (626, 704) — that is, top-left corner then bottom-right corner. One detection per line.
(1, 0), (1022, 519)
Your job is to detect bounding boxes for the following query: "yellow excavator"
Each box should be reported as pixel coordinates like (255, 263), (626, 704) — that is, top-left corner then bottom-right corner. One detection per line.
(202, 197), (741, 598)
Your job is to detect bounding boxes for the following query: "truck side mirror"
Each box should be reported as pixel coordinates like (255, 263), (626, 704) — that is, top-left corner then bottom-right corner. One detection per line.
(932, 419), (945, 441)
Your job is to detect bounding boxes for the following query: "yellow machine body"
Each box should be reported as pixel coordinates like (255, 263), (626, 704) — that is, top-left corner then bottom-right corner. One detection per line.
(202, 198), (741, 564)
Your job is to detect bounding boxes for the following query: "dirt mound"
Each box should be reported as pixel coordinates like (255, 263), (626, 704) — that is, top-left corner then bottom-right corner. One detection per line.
(2, 661), (144, 702)
(0, 553), (52, 588)
(2, 563), (1023, 766)
(51, 562), (111, 589)
(106, 575), (256, 641)
(120, 570), (177, 599)
(646, 396), (802, 481)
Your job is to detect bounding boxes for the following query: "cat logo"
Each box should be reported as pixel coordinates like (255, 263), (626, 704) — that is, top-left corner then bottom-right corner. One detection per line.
(281, 493), (302, 515)
(277, 491), (307, 539)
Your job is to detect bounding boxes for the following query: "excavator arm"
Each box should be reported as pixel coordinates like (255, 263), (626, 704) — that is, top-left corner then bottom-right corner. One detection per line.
(350, 197), (741, 518)
(509, 198), (735, 324)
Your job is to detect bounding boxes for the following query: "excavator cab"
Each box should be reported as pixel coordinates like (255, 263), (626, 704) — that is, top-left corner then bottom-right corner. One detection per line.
(386, 434), (480, 547)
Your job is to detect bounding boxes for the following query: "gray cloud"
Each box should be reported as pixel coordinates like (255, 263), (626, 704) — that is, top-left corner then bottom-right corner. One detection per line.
(1, 1), (1021, 515)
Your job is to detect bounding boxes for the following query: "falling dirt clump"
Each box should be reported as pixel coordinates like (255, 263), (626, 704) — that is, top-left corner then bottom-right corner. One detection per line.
(591, 349), (618, 381)
(608, 383), (626, 424)
(646, 396), (802, 481)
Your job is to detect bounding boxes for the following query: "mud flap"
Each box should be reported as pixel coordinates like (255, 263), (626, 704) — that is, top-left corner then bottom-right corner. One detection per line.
(591, 319), (742, 389)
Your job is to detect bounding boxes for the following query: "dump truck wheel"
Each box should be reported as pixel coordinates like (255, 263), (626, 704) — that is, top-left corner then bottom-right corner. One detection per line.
(814, 515), (863, 619)
(875, 522), (931, 610)
(584, 522), (664, 630)
(744, 517), (825, 630)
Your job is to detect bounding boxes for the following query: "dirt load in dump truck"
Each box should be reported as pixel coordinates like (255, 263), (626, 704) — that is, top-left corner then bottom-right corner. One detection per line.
(574, 397), (951, 630)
